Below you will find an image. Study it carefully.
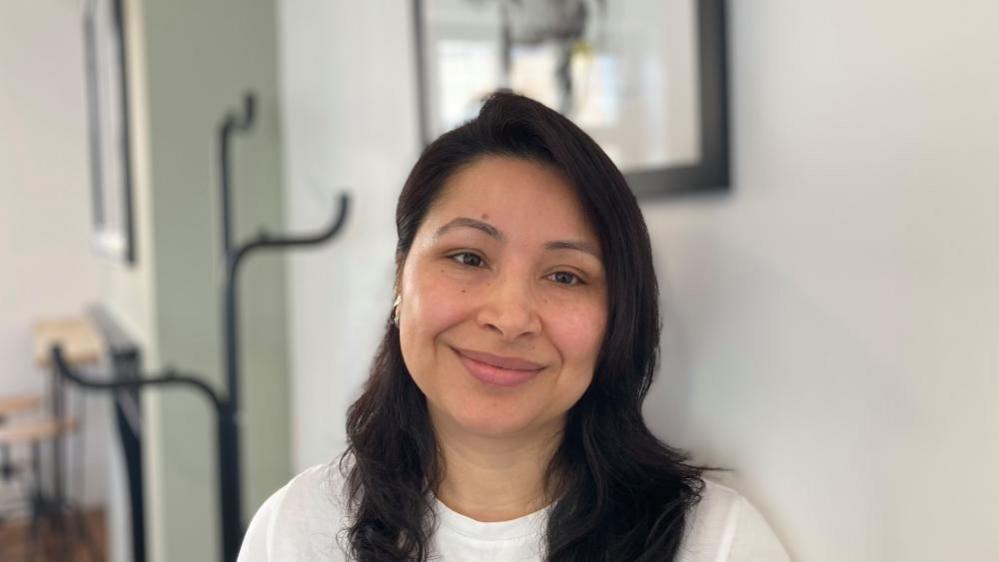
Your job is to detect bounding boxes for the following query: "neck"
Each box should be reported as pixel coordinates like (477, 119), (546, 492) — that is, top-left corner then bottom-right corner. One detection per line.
(431, 413), (564, 522)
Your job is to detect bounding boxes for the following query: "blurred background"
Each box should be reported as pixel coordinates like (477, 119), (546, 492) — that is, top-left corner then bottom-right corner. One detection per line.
(2, 0), (997, 561)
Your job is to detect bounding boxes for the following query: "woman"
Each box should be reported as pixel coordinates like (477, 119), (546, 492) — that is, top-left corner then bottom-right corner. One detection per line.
(239, 92), (790, 561)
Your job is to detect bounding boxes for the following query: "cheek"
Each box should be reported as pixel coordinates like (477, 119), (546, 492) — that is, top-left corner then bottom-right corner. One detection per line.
(399, 264), (474, 382)
(545, 299), (607, 370)
(536, 301), (606, 418)
(405, 268), (470, 335)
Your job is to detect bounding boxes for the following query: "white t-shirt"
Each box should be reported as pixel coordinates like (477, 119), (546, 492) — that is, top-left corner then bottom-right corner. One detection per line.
(238, 463), (791, 562)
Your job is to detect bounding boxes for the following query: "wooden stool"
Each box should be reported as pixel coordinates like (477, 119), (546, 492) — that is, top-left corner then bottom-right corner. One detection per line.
(0, 396), (42, 418)
(0, 416), (79, 492)
(32, 317), (101, 505)
(0, 418), (78, 446)
(30, 317), (103, 561)
(0, 416), (84, 559)
(0, 395), (44, 483)
(33, 317), (102, 368)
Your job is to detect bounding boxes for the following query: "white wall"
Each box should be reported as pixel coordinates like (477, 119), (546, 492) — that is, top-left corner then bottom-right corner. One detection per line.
(0, 0), (110, 510)
(278, 0), (422, 471)
(643, 2), (999, 561)
(278, 1), (999, 561)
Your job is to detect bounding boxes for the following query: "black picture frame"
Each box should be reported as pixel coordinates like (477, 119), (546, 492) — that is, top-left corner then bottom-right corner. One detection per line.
(412, 0), (730, 198)
(83, 0), (136, 264)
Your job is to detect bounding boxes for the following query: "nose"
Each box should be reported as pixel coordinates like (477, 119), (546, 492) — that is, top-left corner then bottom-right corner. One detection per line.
(476, 271), (542, 342)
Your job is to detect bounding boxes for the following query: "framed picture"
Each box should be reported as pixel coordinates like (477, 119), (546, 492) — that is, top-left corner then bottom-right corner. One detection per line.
(83, 0), (136, 264)
(413, 0), (729, 197)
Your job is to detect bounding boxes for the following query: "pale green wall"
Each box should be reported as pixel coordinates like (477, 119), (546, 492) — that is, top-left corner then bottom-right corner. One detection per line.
(116, 0), (291, 560)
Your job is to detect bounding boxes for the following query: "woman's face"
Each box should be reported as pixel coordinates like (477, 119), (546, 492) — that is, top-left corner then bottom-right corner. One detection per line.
(398, 156), (608, 441)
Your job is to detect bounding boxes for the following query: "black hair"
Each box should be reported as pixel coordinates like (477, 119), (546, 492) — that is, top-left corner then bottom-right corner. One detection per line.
(342, 91), (704, 561)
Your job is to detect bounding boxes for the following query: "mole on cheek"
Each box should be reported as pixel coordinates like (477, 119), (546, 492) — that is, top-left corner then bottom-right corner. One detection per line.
(481, 213), (489, 220)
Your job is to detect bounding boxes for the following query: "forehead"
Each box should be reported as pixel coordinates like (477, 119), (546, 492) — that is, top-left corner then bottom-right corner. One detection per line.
(425, 156), (596, 241)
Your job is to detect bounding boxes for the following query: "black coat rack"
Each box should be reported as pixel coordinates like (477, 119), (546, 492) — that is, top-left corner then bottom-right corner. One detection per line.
(51, 92), (350, 562)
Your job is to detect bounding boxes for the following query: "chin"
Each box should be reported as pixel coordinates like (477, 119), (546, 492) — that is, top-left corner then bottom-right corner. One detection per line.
(442, 394), (555, 439)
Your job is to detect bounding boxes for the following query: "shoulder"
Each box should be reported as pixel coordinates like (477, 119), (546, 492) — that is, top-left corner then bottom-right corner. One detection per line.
(677, 479), (791, 562)
(237, 462), (352, 562)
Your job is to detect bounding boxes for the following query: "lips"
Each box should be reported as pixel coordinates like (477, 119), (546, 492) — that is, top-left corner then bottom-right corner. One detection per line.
(453, 347), (545, 387)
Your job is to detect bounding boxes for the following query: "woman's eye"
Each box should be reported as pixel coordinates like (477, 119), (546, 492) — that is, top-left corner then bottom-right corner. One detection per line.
(449, 252), (484, 268)
(548, 271), (582, 286)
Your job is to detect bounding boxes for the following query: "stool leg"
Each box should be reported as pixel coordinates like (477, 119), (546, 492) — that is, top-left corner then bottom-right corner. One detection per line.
(0, 412), (11, 480)
(1, 443), (12, 480)
(48, 364), (73, 561)
(26, 440), (42, 562)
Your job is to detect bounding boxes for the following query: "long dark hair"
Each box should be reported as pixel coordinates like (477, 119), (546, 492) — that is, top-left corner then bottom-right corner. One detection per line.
(342, 91), (704, 561)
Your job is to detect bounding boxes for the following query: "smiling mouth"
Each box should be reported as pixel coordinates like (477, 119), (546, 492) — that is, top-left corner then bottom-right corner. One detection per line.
(452, 347), (545, 388)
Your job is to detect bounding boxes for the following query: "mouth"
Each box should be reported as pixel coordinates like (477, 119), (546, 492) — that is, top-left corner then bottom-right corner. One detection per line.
(452, 347), (545, 388)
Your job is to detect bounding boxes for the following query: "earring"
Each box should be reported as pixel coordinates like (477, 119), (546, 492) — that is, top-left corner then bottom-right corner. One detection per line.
(392, 295), (401, 327)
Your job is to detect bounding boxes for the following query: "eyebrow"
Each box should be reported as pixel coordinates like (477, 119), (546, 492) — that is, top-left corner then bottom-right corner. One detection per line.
(434, 217), (504, 241)
(544, 240), (601, 259)
(434, 217), (602, 260)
